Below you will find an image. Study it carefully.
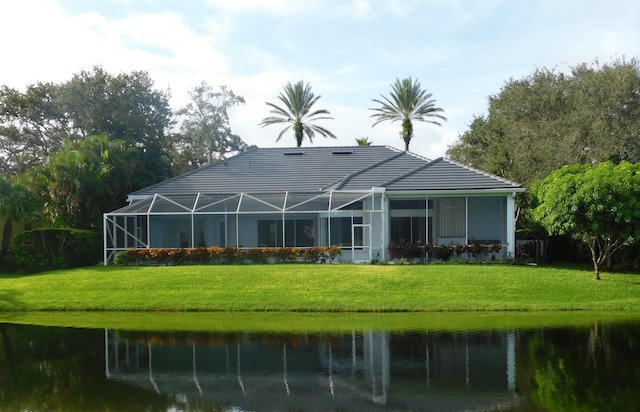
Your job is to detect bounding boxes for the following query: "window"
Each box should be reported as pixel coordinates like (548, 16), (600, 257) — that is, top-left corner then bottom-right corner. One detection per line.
(285, 219), (314, 247)
(258, 219), (315, 247)
(258, 220), (282, 247)
(390, 216), (428, 244)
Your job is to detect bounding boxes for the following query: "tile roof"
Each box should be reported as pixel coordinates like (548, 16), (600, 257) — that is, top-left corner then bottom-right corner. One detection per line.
(130, 146), (523, 197)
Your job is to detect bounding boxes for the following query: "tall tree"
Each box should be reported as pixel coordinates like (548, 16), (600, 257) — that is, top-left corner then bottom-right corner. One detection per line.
(531, 161), (640, 280)
(173, 82), (246, 174)
(370, 77), (446, 152)
(260, 80), (336, 147)
(447, 58), (640, 189)
(0, 82), (69, 175)
(0, 67), (173, 184)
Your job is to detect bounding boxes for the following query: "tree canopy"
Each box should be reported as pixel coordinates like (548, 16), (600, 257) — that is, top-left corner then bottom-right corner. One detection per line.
(530, 161), (640, 279)
(172, 82), (247, 174)
(26, 135), (141, 229)
(447, 58), (640, 189)
(370, 77), (446, 152)
(260, 80), (336, 147)
(0, 66), (173, 179)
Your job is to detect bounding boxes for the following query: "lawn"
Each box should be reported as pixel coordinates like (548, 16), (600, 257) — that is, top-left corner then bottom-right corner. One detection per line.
(1, 263), (639, 312)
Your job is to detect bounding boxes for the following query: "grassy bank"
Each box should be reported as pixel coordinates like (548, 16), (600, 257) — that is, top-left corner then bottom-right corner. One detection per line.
(1, 264), (639, 312)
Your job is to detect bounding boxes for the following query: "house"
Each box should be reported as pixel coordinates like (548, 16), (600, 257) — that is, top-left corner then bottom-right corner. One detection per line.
(103, 146), (524, 264)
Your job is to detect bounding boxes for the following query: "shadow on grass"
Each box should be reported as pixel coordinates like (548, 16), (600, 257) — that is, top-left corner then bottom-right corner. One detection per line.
(0, 289), (26, 311)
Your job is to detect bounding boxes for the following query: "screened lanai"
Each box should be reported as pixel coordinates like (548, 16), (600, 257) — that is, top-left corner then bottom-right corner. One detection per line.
(103, 190), (385, 264)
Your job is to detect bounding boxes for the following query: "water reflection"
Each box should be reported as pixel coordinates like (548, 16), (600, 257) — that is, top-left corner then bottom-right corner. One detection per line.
(1, 319), (639, 411)
(105, 330), (519, 411)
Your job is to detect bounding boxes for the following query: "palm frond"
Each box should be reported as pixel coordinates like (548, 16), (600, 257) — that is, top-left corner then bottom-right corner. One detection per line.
(369, 77), (446, 150)
(260, 80), (336, 146)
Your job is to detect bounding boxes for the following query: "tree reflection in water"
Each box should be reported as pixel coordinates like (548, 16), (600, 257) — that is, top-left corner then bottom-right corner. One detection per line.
(0, 321), (639, 411)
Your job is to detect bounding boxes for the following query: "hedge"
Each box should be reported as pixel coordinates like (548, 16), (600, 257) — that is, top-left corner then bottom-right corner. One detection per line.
(13, 227), (102, 271)
(115, 245), (343, 266)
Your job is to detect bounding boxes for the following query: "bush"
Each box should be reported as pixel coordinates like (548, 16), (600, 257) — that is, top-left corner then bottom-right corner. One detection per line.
(222, 247), (245, 264)
(13, 227), (101, 271)
(433, 244), (454, 262)
(187, 247), (210, 264)
(302, 246), (325, 263)
(208, 246), (223, 262)
(272, 247), (300, 263)
(326, 245), (342, 262)
(114, 251), (129, 266)
(247, 248), (269, 263)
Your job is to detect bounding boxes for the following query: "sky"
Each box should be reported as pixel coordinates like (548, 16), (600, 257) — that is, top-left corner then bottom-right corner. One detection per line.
(2, 0), (639, 160)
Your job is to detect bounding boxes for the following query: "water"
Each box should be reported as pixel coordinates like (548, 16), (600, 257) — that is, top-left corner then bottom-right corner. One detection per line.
(1, 316), (639, 411)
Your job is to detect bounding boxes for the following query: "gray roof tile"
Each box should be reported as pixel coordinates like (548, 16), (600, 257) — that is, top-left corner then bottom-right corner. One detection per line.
(130, 146), (522, 197)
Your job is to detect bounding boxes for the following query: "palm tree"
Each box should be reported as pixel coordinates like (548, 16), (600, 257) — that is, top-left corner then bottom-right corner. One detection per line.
(370, 77), (446, 152)
(356, 137), (372, 146)
(260, 80), (336, 147)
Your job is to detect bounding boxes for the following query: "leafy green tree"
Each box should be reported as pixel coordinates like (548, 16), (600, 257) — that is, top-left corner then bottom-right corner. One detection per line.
(260, 80), (336, 147)
(0, 175), (39, 264)
(172, 82), (246, 174)
(0, 67), (173, 184)
(0, 82), (69, 175)
(530, 161), (640, 279)
(370, 77), (446, 152)
(29, 136), (139, 229)
(447, 58), (640, 189)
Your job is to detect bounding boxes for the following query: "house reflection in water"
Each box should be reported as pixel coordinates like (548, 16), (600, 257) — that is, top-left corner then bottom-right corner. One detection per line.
(105, 329), (519, 411)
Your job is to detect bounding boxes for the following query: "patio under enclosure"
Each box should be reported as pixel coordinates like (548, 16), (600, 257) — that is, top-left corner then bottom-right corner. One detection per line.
(103, 188), (514, 264)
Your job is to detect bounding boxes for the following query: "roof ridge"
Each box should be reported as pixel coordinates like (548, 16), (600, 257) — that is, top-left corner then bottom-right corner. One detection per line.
(332, 150), (407, 190)
(379, 156), (440, 187)
(442, 157), (523, 187)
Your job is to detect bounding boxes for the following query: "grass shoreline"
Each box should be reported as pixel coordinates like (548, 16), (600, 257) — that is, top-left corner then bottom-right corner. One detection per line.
(1, 263), (639, 313)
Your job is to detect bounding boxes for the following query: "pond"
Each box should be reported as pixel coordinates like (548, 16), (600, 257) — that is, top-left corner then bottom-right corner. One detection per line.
(1, 313), (639, 411)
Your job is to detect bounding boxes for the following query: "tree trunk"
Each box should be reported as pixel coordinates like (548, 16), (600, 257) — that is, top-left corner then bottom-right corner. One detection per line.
(0, 217), (13, 261)
(593, 259), (601, 280)
(295, 130), (303, 147)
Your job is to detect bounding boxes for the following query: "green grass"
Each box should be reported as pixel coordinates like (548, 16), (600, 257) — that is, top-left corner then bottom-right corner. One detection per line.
(1, 263), (639, 313)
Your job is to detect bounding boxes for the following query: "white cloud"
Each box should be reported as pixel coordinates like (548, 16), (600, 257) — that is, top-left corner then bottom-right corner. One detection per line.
(205, 0), (312, 14)
(3, 0), (640, 163)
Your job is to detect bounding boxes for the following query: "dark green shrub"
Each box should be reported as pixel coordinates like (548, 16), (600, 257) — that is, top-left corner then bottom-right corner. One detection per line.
(13, 227), (101, 271)
(114, 251), (129, 266)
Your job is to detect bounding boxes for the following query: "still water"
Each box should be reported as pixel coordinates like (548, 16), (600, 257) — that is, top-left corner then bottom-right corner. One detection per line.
(1, 316), (639, 411)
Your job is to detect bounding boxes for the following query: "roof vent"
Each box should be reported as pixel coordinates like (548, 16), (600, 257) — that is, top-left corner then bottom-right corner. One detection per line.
(332, 150), (353, 155)
(284, 152), (304, 156)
